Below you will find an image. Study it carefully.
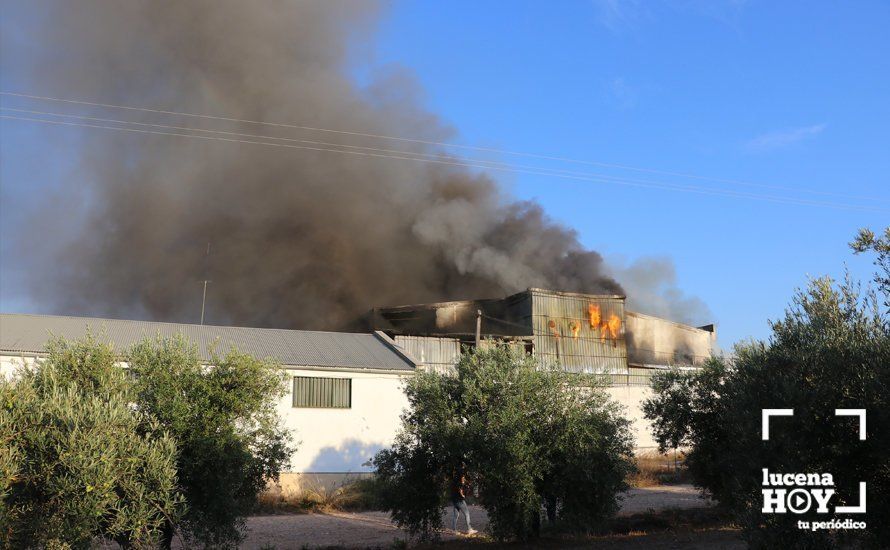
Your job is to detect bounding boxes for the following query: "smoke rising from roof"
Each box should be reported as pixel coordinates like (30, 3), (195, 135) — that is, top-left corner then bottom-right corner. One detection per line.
(2, 0), (709, 329)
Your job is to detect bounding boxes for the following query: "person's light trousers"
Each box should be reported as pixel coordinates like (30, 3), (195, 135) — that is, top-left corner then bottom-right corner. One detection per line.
(452, 500), (472, 531)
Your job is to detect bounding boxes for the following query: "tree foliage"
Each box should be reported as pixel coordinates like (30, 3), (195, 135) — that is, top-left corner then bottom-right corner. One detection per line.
(641, 368), (696, 452)
(373, 345), (634, 541)
(643, 227), (890, 548)
(127, 335), (294, 548)
(1, 333), (294, 549)
(851, 226), (890, 307)
(0, 336), (182, 549)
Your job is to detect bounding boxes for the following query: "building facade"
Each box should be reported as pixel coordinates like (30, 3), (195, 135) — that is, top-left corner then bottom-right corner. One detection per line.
(371, 288), (715, 375)
(1, 292), (716, 489)
(0, 313), (417, 492)
(370, 288), (717, 448)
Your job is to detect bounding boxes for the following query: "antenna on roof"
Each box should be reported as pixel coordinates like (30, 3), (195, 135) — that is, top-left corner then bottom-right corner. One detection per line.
(200, 242), (212, 325)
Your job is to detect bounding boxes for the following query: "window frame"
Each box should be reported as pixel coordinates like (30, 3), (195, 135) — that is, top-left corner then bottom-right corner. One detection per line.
(292, 375), (352, 409)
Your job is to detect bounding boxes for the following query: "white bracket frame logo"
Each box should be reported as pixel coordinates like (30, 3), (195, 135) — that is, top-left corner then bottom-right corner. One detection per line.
(761, 408), (867, 514)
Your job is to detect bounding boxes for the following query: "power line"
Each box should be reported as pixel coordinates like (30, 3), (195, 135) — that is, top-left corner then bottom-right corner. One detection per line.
(2, 90), (882, 202)
(1, 112), (886, 213)
(1, 106), (545, 173)
(11, 105), (884, 206)
(2, 111), (884, 212)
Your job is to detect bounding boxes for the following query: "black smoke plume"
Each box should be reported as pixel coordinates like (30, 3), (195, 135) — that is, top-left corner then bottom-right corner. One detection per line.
(1, 0), (708, 329)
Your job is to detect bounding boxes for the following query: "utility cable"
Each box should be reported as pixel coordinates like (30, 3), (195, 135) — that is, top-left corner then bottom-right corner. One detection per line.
(2, 90), (883, 203)
(2, 111), (885, 213)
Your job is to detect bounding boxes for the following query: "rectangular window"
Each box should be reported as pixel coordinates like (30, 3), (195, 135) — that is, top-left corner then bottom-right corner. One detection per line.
(292, 376), (351, 408)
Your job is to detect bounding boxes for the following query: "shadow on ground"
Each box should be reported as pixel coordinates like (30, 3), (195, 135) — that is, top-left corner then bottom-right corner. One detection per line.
(237, 485), (741, 549)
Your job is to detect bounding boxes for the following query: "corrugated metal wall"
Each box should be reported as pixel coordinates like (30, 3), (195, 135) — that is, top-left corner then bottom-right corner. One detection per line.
(526, 289), (628, 374)
(384, 290), (634, 377)
(395, 335), (462, 374)
(624, 311), (713, 367)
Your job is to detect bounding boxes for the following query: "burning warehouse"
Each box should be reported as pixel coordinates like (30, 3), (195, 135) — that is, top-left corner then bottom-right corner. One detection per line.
(370, 288), (716, 449)
(370, 288), (716, 381)
(0, 290), (715, 491)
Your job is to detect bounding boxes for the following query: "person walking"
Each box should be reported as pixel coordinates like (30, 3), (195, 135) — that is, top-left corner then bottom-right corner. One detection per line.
(450, 470), (477, 535)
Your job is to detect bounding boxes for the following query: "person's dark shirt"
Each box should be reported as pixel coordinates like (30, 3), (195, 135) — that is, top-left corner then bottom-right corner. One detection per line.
(450, 475), (466, 502)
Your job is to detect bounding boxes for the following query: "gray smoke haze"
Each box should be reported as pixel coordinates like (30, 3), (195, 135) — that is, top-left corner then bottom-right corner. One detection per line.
(605, 257), (710, 326)
(1, 0), (709, 330)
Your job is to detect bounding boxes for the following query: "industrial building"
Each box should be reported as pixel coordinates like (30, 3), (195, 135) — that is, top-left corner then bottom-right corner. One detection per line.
(0, 292), (714, 490)
(371, 288), (716, 378)
(370, 288), (716, 448)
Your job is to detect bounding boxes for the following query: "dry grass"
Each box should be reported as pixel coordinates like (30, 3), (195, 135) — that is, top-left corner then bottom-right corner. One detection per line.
(255, 477), (383, 514)
(627, 449), (688, 487)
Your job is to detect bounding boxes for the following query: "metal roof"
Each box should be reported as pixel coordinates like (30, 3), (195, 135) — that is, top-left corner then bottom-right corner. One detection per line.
(0, 313), (417, 372)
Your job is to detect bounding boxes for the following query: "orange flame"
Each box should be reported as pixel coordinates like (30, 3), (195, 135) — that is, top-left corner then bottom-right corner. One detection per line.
(586, 303), (622, 340)
(548, 319), (560, 338)
(605, 313), (621, 339)
(587, 304), (601, 328)
(569, 321), (580, 338)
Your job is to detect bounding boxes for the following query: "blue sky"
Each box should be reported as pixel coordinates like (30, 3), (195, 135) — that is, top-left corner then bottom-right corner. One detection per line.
(366, 0), (889, 346)
(1, 1), (888, 348)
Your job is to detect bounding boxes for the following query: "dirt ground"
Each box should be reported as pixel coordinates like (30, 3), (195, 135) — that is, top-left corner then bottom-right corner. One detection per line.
(230, 484), (739, 550)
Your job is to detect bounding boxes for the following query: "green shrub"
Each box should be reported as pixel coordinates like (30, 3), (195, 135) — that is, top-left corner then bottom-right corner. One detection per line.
(0, 337), (182, 549)
(642, 368), (696, 453)
(643, 228), (890, 548)
(128, 336), (294, 548)
(374, 345), (634, 541)
(1, 332), (295, 549)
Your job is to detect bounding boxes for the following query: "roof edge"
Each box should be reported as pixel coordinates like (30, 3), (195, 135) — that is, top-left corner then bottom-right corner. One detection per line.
(373, 331), (421, 369)
(625, 310), (714, 334)
(525, 288), (626, 300)
(0, 312), (373, 338)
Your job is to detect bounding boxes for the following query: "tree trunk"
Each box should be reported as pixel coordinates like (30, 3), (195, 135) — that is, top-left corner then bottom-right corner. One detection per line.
(161, 521), (175, 550)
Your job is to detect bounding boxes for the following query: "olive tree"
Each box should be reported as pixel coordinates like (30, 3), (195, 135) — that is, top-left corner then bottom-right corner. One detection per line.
(851, 226), (890, 303)
(127, 336), (294, 548)
(644, 228), (890, 548)
(1, 333), (295, 549)
(641, 368), (696, 453)
(374, 345), (634, 541)
(0, 336), (182, 549)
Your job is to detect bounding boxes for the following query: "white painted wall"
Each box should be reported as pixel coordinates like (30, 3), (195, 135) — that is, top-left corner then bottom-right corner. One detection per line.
(1, 354), (411, 474)
(1, 354), (35, 379)
(3, 352), (656, 478)
(606, 385), (657, 450)
(278, 368), (411, 473)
